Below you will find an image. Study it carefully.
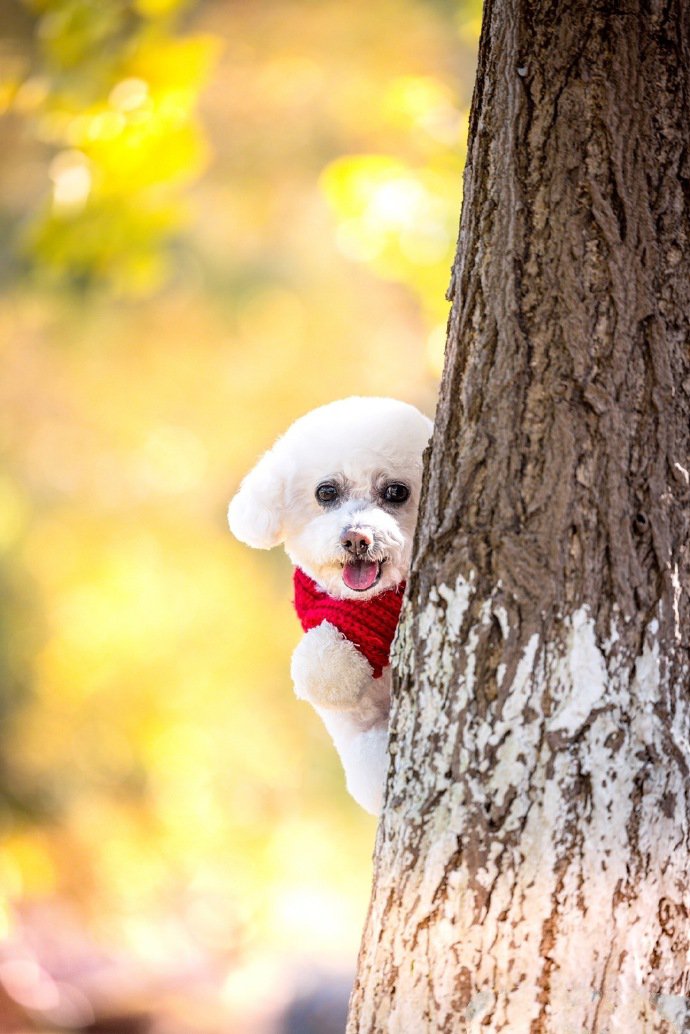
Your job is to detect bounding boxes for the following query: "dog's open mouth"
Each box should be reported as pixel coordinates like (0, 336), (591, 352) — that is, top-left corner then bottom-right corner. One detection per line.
(342, 558), (381, 592)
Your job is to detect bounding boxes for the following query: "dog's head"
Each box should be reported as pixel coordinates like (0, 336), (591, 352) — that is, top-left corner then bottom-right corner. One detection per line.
(228, 396), (433, 599)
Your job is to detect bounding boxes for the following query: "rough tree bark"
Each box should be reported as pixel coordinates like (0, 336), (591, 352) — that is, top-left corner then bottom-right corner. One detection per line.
(348, 2), (690, 1032)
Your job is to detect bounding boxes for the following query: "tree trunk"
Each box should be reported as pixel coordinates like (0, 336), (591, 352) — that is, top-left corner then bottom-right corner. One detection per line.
(348, 2), (690, 1031)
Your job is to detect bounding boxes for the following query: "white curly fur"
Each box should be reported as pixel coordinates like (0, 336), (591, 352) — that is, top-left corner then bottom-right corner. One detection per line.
(228, 396), (432, 814)
(291, 622), (373, 710)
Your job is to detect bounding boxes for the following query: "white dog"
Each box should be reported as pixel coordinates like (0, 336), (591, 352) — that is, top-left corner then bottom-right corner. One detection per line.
(228, 396), (432, 814)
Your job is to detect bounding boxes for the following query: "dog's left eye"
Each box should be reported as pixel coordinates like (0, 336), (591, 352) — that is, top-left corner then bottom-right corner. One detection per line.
(383, 482), (410, 504)
(316, 482), (339, 504)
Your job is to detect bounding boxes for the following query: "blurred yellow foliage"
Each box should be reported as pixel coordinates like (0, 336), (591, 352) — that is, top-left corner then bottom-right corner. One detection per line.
(14, 0), (219, 293)
(0, 0), (480, 1027)
(319, 71), (468, 376)
(321, 152), (461, 297)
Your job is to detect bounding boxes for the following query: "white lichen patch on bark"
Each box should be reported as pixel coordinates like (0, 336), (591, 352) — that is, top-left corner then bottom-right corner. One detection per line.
(356, 594), (690, 1034)
(548, 607), (607, 734)
(655, 994), (690, 1033)
(671, 564), (682, 643)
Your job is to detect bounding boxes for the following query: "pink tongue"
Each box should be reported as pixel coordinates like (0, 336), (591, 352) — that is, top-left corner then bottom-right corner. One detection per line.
(343, 559), (380, 591)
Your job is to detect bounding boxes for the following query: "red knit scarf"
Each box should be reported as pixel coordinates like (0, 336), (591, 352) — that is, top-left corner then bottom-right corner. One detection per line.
(293, 567), (406, 679)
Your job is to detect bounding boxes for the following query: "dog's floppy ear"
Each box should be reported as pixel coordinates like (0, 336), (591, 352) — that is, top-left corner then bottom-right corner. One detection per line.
(228, 444), (286, 549)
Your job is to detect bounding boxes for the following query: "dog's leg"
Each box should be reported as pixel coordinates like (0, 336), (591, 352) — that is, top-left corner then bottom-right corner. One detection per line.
(291, 623), (391, 813)
(315, 712), (389, 815)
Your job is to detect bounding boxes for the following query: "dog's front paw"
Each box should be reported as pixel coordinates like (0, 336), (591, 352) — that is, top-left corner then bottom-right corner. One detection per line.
(291, 622), (373, 710)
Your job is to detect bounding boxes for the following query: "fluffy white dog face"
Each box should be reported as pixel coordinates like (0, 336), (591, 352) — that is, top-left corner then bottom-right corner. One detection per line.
(228, 397), (433, 599)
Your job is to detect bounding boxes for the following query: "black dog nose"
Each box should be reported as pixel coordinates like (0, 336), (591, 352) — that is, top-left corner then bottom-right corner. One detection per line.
(340, 528), (371, 556)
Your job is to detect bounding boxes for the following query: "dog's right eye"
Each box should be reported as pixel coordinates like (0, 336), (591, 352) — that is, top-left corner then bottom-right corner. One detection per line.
(316, 483), (339, 504)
